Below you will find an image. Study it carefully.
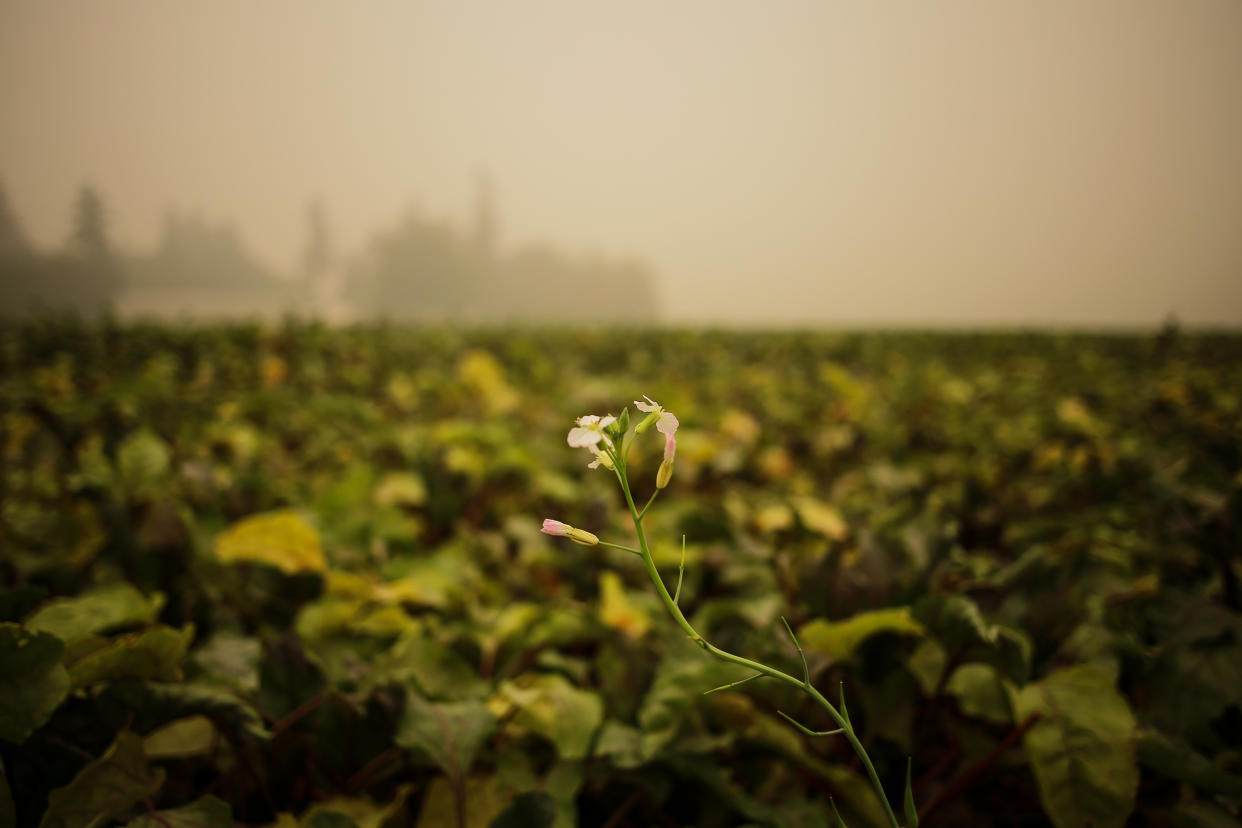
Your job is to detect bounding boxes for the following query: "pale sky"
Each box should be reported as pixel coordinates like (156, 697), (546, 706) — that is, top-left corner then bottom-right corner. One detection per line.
(2, 1), (1241, 326)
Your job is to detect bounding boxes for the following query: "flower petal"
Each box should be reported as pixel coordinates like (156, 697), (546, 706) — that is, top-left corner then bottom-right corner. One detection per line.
(634, 395), (659, 413)
(656, 411), (679, 437)
(568, 427), (603, 448)
(541, 519), (572, 536)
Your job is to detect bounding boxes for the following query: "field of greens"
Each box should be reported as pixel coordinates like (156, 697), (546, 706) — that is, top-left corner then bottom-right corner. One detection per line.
(2, 319), (1240, 827)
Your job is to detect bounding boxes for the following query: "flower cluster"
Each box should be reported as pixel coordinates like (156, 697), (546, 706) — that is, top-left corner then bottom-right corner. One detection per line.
(545, 395), (680, 537)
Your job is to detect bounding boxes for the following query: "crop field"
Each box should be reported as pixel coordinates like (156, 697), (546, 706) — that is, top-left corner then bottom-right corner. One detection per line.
(1, 319), (1240, 827)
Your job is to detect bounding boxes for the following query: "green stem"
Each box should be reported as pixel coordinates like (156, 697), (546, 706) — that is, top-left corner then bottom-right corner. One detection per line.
(597, 540), (642, 556)
(616, 467), (900, 828)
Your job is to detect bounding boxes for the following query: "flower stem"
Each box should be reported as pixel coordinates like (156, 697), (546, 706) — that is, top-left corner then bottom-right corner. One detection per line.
(615, 466), (900, 828)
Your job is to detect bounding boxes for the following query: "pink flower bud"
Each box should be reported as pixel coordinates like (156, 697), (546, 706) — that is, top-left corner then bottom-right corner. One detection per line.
(541, 519), (572, 536)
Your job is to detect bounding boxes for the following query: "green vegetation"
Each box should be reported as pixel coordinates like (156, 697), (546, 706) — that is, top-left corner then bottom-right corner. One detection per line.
(1, 318), (1240, 827)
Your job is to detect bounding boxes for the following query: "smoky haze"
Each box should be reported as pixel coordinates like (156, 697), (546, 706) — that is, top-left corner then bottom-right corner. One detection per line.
(2, 1), (1240, 326)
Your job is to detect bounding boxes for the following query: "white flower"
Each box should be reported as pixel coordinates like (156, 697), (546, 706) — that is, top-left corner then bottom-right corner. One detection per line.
(634, 395), (679, 438)
(567, 414), (616, 449)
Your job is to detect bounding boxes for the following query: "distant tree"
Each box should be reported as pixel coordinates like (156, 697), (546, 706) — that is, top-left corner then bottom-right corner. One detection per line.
(69, 185), (110, 260)
(471, 171), (498, 262)
(348, 212), (480, 320)
(301, 200), (332, 282)
(1, 184), (122, 315)
(0, 181), (33, 258)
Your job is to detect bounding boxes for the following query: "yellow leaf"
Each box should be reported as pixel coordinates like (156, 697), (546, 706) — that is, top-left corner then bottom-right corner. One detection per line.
(598, 572), (650, 639)
(215, 510), (326, 574)
(791, 497), (849, 540)
(799, 607), (924, 661)
(755, 503), (795, 533)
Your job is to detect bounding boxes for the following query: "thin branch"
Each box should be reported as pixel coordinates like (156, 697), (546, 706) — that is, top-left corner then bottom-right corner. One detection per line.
(673, 535), (686, 605)
(597, 540), (642, 556)
(637, 488), (660, 521)
(703, 672), (766, 695)
(781, 615), (809, 686)
(778, 710), (845, 737)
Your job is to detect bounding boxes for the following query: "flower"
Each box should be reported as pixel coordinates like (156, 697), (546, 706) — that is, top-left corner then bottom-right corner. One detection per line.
(634, 395), (679, 438)
(540, 518), (600, 546)
(567, 414), (616, 448)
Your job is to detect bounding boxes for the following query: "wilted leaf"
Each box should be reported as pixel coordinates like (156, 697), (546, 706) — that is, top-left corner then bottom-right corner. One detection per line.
(25, 583), (165, 645)
(215, 510), (326, 575)
(123, 795), (232, 827)
(799, 607), (924, 662)
(39, 730), (164, 828)
(0, 622), (69, 744)
(1012, 661), (1137, 828)
(65, 624), (194, 690)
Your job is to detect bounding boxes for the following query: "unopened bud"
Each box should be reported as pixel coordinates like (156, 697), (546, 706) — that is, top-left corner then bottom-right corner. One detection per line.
(635, 411), (660, 435)
(541, 519), (599, 546)
(656, 459), (674, 489)
(567, 527), (600, 546)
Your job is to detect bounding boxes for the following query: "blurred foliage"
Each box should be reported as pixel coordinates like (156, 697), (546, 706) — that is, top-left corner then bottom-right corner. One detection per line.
(1, 317), (1240, 826)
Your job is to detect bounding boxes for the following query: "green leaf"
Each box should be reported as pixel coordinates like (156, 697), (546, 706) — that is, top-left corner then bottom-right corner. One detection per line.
(368, 631), (486, 700)
(488, 792), (557, 828)
(799, 607), (924, 662)
(142, 716), (219, 760)
(495, 673), (603, 760)
(415, 775), (506, 828)
(396, 693), (495, 778)
(904, 757), (919, 827)
(0, 622), (69, 744)
(39, 730), (164, 828)
(1136, 728), (1242, 797)
(25, 583), (165, 645)
(830, 798), (848, 828)
(65, 624), (194, 690)
(945, 664), (1012, 725)
(1012, 661), (1137, 828)
(123, 795), (232, 827)
(102, 680), (272, 744)
(913, 594), (1030, 683)
(190, 631), (261, 693)
(215, 510), (326, 575)
(117, 428), (172, 498)
(298, 785), (415, 828)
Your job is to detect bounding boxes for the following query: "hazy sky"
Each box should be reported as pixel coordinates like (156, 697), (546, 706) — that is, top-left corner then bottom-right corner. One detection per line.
(2, 1), (1240, 325)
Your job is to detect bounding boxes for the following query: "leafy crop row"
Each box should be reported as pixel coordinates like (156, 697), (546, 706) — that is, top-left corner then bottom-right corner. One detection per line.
(1, 318), (1239, 826)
